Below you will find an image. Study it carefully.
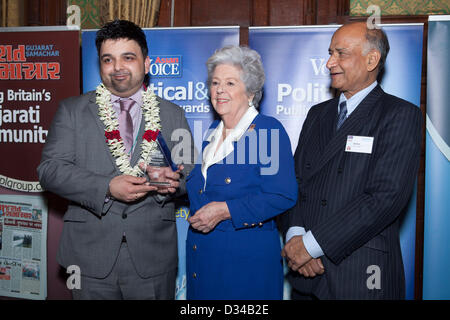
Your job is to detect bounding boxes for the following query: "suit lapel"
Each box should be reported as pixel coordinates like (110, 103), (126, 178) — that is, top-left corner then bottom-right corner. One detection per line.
(305, 85), (385, 181)
(130, 117), (145, 166)
(318, 98), (339, 155)
(301, 99), (336, 170)
(87, 93), (120, 171)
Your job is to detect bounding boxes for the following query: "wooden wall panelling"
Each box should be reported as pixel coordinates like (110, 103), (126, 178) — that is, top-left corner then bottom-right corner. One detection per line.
(190, 0), (250, 26)
(158, 0), (352, 44)
(317, 0), (337, 24)
(268, 0), (316, 25)
(172, 0), (191, 26)
(25, 0), (67, 26)
(158, 0), (172, 26)
(158, 0), (353, 28)
(267, 0), (305, 25)
(252, 0), (269, 26)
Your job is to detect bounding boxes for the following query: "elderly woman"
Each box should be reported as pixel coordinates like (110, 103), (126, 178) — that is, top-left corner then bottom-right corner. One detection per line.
(186, 45), (297, 300)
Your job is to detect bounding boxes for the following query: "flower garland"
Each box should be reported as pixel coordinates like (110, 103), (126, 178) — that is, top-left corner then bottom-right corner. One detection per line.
(96, 83), (161, 176)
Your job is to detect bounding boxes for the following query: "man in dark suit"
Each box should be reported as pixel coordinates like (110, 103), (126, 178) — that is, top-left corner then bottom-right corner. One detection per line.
(282, 22), (422, 299)
(38, 20), (195, 299)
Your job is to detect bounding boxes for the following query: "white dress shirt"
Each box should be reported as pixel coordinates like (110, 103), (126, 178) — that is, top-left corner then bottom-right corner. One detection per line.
(110, 89), (143, 155)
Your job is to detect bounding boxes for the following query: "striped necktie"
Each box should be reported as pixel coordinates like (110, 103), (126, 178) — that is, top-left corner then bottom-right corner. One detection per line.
(336, 100), (347, 130)
(118, 98), (135, 155)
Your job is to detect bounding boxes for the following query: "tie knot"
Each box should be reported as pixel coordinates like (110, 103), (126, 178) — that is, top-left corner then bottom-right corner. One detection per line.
(120, 98), (135, 112)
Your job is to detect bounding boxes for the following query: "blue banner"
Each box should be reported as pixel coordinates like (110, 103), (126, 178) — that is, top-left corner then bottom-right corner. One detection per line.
(81, 27), (239, 299)
(250, 24), (423, 300)
(423, 15), (450, 300)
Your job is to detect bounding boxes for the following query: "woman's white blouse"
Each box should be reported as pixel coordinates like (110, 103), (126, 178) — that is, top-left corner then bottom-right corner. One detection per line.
(201, 106), (258, 189)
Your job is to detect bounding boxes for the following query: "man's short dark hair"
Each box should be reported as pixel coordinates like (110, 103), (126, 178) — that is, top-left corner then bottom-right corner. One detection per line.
(95, 19), (148, 58)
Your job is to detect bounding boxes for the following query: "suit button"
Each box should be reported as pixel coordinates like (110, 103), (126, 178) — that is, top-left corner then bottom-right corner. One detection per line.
(321, 200), (327, 206)
(338, 167), (343, 174)
(193, 244), (197, 250)
(306, 163), (311, 169)
(258, 222), (263, 227)
(199, 189), (203, 194)
(193, 273), (197, 278)
(251, 223), (256, 227)
(122, 213), (127, 219)
(225, 177), (231, 184)
(243, 223), (249, 227)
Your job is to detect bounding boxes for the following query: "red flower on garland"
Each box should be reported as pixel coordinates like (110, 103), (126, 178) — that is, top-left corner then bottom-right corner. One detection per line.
(143, 129), (159, 142)
(105, 130), (121, 141)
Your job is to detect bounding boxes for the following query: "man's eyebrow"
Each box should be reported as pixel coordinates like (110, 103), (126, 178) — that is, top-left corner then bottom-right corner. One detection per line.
(329, 47), (350, 54)
(100, 52), (137, 59)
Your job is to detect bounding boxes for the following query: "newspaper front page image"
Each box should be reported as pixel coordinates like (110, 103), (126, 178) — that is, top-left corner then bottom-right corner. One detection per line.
(0, 194), (47, 300)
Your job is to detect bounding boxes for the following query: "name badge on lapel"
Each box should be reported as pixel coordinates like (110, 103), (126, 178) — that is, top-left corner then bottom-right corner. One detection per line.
(345, 135), (374, 154)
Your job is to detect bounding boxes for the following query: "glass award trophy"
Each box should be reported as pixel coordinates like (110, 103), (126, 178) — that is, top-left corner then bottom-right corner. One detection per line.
(147, 131), (178, 186)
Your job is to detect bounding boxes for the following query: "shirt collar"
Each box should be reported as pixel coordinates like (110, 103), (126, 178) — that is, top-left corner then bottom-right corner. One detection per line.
(338, 81), (377, 116)
(206, 106), (259, 142)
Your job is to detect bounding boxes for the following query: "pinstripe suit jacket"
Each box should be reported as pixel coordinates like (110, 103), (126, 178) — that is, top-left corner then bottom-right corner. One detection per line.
(284, 85), (422, 299)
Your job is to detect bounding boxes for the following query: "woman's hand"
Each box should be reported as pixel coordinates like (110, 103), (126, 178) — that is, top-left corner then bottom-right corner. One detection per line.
(188, 201), (231, 233)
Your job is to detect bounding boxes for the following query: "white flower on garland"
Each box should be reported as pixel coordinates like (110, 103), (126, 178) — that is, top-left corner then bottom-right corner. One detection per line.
(96, 83), (161, 176)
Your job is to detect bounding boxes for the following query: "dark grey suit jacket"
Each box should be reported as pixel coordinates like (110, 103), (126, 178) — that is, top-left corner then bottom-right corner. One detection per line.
(38, 90), (195, 279)
(284, 85), (422, 299)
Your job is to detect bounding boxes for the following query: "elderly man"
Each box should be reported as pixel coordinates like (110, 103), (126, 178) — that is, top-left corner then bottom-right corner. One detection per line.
(282, 22), (422, 299)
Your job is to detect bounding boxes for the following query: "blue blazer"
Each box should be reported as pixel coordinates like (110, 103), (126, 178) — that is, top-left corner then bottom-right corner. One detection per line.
(186, 113), (297, 299)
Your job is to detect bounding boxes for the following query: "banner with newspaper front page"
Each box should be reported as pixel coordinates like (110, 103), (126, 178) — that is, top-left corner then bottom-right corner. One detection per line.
(0, 194), (47, 300)
(249, 24), (423, 300)
(81, 26), (239, 299)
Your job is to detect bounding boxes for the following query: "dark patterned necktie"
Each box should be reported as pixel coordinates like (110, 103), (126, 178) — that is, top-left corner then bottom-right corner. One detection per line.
(336, 100), (348, 130)
(118, 98), (135, 154)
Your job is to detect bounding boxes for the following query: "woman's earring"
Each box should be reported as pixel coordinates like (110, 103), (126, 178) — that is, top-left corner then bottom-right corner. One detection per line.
(249, 100), (254, 108)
